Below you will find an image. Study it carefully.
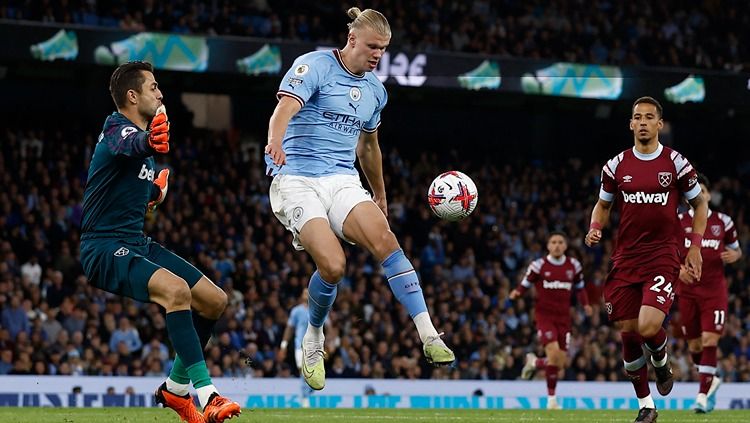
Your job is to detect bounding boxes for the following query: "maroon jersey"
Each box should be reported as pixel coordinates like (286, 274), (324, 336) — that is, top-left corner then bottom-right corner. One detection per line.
(677, 209), (739, 297)
(600, 144), (700, 266)
(520, 255), (587, 320)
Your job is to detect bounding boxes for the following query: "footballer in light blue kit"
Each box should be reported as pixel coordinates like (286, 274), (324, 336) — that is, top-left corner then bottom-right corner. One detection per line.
(279, 290), (314, 407)
(266, 7), (455, 392)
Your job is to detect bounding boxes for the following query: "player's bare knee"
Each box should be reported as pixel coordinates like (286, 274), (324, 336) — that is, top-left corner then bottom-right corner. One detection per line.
(205, 288), (228, 318)
(319, 257), (346, 282)
(701, 333), (719, 347)
(373, 231), (399, 259)
(166, 282), (192, 309)
(637, 321), (660, 338)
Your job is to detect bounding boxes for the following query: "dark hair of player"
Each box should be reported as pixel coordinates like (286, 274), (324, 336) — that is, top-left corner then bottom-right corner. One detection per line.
(109, 61), (154, 108)
(632, 96), (663, 118)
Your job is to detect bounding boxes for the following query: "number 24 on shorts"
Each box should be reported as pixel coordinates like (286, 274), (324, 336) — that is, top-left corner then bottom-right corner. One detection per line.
(649, 275), (674, 299)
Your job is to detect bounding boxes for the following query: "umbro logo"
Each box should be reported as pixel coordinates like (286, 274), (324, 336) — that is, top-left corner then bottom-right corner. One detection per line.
(114, 247), (129, 257)
(623, 175), (633, 183)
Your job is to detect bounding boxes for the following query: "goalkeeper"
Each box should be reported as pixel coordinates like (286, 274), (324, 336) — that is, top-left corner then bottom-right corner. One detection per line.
(80, 61), (240, 423)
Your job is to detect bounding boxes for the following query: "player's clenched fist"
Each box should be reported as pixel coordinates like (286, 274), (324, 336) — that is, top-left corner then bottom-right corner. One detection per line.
(148, 111), (170, 153)
(585, 228), (602, 247)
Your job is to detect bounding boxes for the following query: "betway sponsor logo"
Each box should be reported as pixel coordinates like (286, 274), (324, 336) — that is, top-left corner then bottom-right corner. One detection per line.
(685, 238), (721, 250)
(138, 164), (155, 181)
(542, 280), (572, 290)
(621, 191), (669, 205)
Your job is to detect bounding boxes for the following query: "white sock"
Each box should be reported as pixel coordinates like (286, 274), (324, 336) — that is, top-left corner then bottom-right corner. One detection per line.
(305, 323), (324, 342)
(413, 312), (439, 344)
(637, 395), (655, 409)
(651, 353), (668, 368)
(696, 393), (707, 405)
(196, 385), (218, 409)
(548, 395), (557, 402)
(165, 377), (190, 396)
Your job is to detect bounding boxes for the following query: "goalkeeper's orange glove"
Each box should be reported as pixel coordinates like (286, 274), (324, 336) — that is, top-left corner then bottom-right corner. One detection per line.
(148, 169), (170, 212)
(148, 112), (170, 153)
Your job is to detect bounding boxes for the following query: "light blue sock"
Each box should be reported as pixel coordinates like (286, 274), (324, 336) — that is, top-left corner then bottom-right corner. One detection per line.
(382, 249), (427, 318)
(308, 271), (337, 327)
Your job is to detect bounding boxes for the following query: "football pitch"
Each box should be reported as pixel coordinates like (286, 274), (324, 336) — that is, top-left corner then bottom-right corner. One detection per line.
(1, 408), (749, 423)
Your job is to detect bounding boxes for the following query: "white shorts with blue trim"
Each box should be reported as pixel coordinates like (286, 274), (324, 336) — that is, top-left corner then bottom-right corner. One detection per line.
(269, 174), (373, 250)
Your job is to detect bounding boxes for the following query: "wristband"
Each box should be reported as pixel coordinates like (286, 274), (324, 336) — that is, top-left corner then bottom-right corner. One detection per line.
(687, 233), (703, 247)
(589, 221), (603, 231)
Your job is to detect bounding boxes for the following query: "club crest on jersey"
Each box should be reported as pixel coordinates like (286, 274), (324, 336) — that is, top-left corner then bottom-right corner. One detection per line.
(658, 172), (672, 187)
(349, 87), (361, 101)
(294, 64), (309, 76)
(711, 225), (722, 236)
(566, 270), (574, 280)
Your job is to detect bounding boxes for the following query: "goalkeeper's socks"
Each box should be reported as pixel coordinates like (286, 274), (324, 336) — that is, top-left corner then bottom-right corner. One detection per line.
(166, 310), (214, 393)
(644, 328), (668, 366)
(169, 314), (218, 388)
(308, 271), (338, 328)
(382, 249), (428, 318)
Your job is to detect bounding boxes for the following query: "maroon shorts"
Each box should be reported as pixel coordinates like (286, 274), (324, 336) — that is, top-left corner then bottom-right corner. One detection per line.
(603, 260), (680, 322)
(536, 316), (571, 350)
(678, 292), (728, 338)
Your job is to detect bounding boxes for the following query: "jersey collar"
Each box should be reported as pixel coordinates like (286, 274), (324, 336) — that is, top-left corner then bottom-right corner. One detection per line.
(546, 255), (566, 266)
(333, 49), (365, 78)
(688, 208), (712, 218)
(632, 143), (663, 161)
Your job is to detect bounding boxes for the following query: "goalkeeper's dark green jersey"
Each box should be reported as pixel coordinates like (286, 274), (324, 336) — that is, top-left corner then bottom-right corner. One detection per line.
(81, 112), (159, 238)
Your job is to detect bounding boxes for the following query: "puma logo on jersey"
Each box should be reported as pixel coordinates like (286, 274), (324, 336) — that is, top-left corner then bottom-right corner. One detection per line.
(542, 280), (572, 290)
(622, 191), (669, 205)
(138, 164), (155, 181)
(685, 238), (721, 250)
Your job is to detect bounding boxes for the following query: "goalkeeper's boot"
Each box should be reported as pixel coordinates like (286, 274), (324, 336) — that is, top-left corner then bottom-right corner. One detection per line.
(302, 336), (326, 390)
(154, 382), (205, 423)
(423, 333), (455, 366)
(203, 392), (241, 423)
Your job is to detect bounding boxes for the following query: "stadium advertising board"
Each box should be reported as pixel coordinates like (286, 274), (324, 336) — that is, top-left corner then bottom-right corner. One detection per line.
(1, 21), (748, 104)
(2, 377), (750, 410)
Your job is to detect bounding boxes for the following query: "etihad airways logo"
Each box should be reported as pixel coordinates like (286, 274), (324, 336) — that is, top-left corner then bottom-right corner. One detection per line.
(622, 191), (669, 205)
(542, 280), (573, 290)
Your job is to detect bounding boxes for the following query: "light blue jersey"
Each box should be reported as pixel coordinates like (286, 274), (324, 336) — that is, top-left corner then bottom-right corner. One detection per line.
(288, 304), (309, 349)
(266, 49), (388, 177)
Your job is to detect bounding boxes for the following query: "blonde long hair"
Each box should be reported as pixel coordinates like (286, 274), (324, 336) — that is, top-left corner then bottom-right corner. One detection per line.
(346, 7), (391, 37)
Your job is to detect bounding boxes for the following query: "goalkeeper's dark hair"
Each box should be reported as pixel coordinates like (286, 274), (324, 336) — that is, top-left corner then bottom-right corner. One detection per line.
(109, 61), (154, 108)
(697, 173), (710, 189)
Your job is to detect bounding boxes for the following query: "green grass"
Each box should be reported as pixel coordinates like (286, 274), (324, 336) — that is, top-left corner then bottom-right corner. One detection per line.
(1, 408), (749, 423)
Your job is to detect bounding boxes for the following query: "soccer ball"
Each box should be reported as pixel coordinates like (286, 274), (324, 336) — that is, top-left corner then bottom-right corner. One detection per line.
(427, 171), (478, 221)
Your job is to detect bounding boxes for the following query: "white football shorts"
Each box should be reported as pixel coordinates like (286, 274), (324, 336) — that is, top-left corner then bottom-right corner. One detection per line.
(269, 174), (373, 250)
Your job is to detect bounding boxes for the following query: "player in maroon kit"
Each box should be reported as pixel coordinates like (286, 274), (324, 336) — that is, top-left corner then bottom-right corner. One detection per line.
(677, 174), (741, 413)
(510, 232), (592, 410)
(585, 96), (707, 423)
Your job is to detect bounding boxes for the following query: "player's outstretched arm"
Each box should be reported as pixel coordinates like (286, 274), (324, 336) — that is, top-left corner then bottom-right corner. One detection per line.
(265, 96), (301, 166)
(685, 193), (708, 280)
(356, 130), (387, 216)
(585, 199), (612, 247)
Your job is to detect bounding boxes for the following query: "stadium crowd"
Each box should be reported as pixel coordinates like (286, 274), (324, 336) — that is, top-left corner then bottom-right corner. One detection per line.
(1, 0), (748, 71)
(1, 123), (749, 386)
